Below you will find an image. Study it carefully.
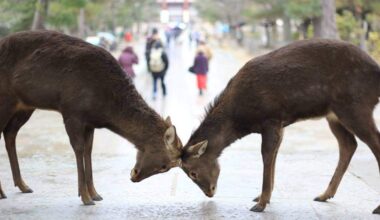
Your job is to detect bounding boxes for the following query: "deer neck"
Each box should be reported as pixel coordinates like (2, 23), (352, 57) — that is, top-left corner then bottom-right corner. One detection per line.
(109, 98), (167, 152)
(188, 114), (246, 159)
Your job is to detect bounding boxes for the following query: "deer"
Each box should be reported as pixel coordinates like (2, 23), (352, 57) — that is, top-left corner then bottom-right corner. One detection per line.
(179, 39), (380, 214)
(0, 30), (182, 205)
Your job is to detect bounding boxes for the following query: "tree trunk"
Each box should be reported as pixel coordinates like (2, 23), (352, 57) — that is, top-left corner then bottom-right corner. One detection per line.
(359, 20), (368, 50)
(31, 0), (48, 30)
(264, 23), (271, 48)
(312, 16), (322, 38)
(300, 19), (311, 39)
(313, 0), (338, 39)
(271, 22), (278, 45)
(283, 16), (292, 42)
(78, 8), (85, 38)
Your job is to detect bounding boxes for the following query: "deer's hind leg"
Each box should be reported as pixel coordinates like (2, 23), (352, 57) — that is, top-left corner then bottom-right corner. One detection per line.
(4, 110), (34, 193)
(314, 116), (357, 202)
(332, 105), (380, 214)
(0, 97), (18, 199)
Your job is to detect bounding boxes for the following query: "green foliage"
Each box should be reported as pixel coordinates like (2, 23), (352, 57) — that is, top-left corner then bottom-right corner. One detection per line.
(368, 32), (380, 62)
(0, 0), (36, 32)
(0, 0), (158, 35)
(285, 0), (321, 19)
(48, 1), (78, 29)
(336, 10), (361, 44)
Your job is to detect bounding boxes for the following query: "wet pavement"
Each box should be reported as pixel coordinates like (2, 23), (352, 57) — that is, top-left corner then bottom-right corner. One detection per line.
(0, 36), (379, 220)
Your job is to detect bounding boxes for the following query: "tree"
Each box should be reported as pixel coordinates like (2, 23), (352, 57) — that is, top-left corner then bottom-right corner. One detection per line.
(0, 0), (36, 33)
(313, 0), (338, 39)
(285, 0), (321, 39)
(31, 0), (49, 30)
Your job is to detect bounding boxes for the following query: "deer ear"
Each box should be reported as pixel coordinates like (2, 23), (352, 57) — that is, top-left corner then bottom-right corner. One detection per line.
(187, 140), (208, 158)
(164, 126), (182, 156)
(165, 116), (172, 126)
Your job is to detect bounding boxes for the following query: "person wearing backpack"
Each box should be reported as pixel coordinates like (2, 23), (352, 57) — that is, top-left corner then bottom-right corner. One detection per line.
(145, 28), (160, 72)
(149, 41), (169, 100)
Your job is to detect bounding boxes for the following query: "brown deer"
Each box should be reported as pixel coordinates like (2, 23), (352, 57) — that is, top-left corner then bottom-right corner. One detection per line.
(180, 39), (380, 214)
(0, 31), (182, 205)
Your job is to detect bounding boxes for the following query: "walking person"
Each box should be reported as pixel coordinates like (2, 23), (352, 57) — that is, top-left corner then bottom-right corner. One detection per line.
(118, 46), (139, 79)
(145, 28), (160, 72)
(197, 40), (212, 62)
(192, 50), (209, 96)
(149, 41), (169, 100)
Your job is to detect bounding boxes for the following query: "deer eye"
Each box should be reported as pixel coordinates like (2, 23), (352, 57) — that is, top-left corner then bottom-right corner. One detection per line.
(189, 171), (198, 179)
(159, 165), (168, 172)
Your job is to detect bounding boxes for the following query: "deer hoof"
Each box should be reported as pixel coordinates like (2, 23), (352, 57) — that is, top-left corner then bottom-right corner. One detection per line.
(83, 199), (95, 206)
(0, 193), (6, 199)
(92, 194), (103, 201)
(314, 194), (332, 202)
(250, 203), (266, 212)
(373, 205), (380, 214)
(19, 186), (33, 193)
(253, 196), (270, 204)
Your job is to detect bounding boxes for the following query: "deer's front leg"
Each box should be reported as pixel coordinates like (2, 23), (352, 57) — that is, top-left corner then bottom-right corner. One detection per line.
(0, 181), (6, 199)
(251, 121), (283, 212)
(253, 149), (278, 203)
(84, 128), (102, 201)
(64, 117), (94, 205)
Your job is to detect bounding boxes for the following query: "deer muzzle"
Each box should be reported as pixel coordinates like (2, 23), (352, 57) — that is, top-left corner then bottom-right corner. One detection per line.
(130, 168), (141, 182)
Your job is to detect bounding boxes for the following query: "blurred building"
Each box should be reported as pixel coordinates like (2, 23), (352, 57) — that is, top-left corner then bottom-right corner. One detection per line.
(157, 0), (196, 24)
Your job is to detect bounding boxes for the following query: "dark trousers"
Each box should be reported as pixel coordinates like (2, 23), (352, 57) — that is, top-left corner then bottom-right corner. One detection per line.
(153, 74), (166, 96)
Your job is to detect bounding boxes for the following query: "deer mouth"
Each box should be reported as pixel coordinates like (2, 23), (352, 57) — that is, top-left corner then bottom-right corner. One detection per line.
(130, 176), (141, 182)
(130, 169), (142, 182)
(205, 191), (215, 197)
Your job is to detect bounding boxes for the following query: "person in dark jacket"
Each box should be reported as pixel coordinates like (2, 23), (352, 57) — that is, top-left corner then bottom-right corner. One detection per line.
(192, 51), (209, 95)
(118, 46), (138, 79)
(145, 28), (160, 72)
(149, 41), (169, 100)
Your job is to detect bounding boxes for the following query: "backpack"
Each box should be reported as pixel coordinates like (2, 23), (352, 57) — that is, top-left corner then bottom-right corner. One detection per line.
(149, 48), (165, 72)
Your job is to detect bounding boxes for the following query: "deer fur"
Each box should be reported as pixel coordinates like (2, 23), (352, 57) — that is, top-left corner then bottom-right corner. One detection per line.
(181, 39), (380, 214)
(0, 31), (182, 205)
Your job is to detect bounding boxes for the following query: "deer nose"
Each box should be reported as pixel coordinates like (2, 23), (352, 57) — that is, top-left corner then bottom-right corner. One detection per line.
(130, 168), (140, 182)
(206, 185), (216, 197)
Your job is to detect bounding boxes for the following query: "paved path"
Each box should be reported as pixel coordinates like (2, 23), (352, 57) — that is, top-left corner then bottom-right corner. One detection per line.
(0, 37), (379, 219)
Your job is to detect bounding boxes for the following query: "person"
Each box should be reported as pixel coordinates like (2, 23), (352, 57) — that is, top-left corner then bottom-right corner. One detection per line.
(124, 31), (133, 43)
(196, 40), (212, 62)
(145, 28), (160, 72)
(149, 41), (169, 99)
(192, 50), (209, 96)
(118, 46), (138, 79)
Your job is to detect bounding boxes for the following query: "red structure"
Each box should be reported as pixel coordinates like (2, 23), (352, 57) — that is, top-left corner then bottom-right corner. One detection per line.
(158, 0), (194, 23)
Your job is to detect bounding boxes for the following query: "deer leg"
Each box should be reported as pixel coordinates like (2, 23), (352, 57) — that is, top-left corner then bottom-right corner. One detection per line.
(251, 121), (283, 212)
(0, 98), (18, 199)
(332, 107), (380, 214)
(0, 181), (6, 199)
(64, 117), (94, 205)
(314, 117), (357, 202)
(84, 128), (102, 201)
(4, 110), (34, 193)
(253, 149), (278, 203)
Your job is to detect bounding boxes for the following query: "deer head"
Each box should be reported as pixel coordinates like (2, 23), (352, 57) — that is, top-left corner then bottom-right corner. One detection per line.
(180, 140), (220, 197)
(130, 116), (182, 182)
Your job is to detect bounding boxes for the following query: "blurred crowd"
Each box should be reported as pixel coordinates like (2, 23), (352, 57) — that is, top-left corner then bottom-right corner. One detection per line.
(115, 25), (214, 100)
